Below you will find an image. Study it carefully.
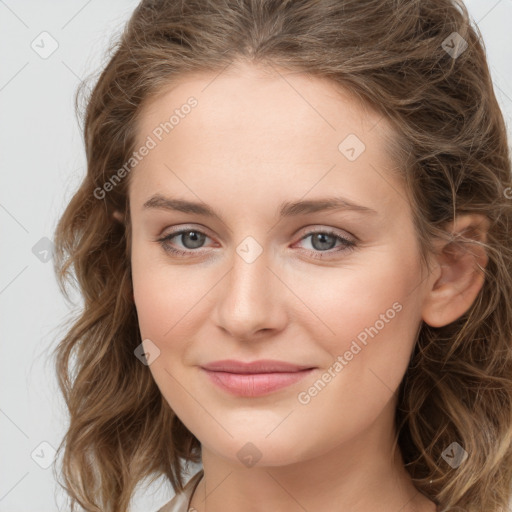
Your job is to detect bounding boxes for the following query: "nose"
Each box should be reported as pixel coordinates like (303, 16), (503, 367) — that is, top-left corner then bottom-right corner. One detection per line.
(212, 243), (288, 341)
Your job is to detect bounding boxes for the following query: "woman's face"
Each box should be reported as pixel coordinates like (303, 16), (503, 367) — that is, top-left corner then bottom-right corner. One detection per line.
(128, 62), (433, 466)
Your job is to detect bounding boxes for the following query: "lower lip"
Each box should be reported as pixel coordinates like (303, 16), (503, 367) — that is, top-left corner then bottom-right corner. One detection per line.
(201, 368), (315, 397)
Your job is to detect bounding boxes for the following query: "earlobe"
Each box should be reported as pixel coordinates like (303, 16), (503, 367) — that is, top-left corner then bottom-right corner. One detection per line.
(421, 214), (490, 328)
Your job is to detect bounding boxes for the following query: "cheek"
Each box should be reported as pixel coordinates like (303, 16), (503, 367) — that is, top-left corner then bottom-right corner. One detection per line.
(299, 253), (420, 341)
(132, 263), (172, 342)
(131, 258), (203, 422)
(131, 249), (218, 391)
(288, 263), (422, 456)
(131, 240), (201, 341)
(297, 254), (423, 394)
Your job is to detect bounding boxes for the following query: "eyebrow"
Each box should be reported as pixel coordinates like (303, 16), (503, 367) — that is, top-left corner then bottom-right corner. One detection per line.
(142, 194), (378, 220)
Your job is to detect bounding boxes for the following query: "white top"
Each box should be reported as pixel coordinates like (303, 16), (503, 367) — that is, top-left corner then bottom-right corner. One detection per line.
(156, 470), (204, 512)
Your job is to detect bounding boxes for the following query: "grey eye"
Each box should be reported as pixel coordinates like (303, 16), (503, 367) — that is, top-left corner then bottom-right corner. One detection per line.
(178, 231), (207, 249)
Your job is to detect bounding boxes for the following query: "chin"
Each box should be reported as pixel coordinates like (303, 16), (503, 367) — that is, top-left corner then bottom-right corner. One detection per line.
(200, 424), (315, 468)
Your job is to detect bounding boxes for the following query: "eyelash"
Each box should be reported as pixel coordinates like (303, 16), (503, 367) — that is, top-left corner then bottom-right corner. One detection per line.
(156, 227), (356, 260)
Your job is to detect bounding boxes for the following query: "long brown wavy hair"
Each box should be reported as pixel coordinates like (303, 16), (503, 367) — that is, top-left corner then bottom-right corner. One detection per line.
(51, 0), (512, 510)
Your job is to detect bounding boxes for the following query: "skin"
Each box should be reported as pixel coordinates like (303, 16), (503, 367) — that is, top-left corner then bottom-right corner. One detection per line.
(119, 60), (489, 512)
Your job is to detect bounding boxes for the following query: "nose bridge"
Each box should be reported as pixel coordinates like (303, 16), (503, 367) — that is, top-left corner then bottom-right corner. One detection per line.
(214, 234), (285, 338)
(226, 236), (272, 308)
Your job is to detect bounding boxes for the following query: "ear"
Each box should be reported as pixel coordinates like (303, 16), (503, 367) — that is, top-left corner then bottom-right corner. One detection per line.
(421, 214), (490, 328)
(112, 210), (124, 223)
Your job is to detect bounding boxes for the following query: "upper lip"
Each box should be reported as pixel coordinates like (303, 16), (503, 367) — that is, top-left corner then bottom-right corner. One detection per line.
(201, 359), (314, 374)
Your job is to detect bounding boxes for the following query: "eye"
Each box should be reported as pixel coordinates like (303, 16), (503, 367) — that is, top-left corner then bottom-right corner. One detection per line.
(294, 229), (356, 259)
(157, 228), (213, 256)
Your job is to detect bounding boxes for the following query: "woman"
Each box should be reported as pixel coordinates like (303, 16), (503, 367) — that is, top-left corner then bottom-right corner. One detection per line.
(52, 1), (512, 511)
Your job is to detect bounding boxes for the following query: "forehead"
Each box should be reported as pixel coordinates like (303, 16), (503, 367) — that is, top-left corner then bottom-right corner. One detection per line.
(129, 62), (407, 219)
(136, 61), (387, 148)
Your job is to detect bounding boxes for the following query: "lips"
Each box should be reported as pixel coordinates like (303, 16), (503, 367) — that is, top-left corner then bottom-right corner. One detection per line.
(200, 359), (315, 397)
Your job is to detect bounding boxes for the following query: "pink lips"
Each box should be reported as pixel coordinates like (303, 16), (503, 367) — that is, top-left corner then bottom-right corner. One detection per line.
(200, 359), (315, 397)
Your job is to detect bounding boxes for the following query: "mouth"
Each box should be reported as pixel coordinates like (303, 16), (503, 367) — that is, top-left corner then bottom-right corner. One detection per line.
(200, 359), (316, 397)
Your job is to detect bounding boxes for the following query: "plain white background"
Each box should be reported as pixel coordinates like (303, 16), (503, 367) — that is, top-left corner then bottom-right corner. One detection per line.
(1, 1), (511, 511)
